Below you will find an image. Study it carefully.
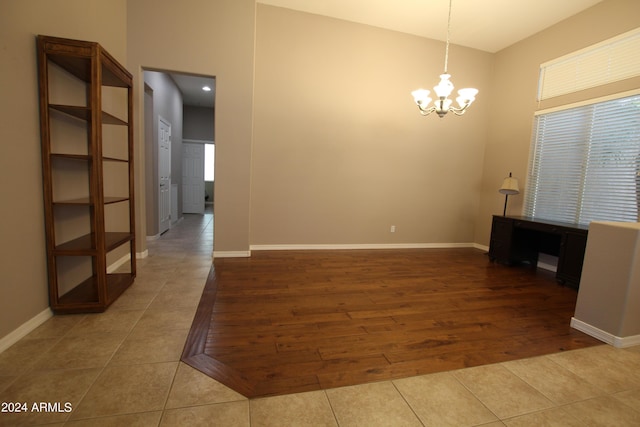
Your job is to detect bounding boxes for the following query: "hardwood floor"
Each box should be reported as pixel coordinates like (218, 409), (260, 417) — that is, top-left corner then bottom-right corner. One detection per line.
(181, 248), (602, 398)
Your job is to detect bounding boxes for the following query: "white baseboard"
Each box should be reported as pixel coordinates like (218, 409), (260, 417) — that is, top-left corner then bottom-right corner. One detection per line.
(473, 243), (489, 252)
(570, 317), (640, 348)
(0, 308), (53, 354)
(106, 254), (131, 274)
(137, 249), (149, 259)
(537, 253), (558, 272)
(537, 262), (558, 272)
(213, 250), (251, 258)
(213, 243), (481, 258)
(249, 243), (476, 251)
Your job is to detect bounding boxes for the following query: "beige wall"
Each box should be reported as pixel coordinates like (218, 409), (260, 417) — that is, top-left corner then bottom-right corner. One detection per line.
(251, 5), (493, 246)
(127, 0), (255, 254)
(474, 0), (640, 246)
(575, 222), (640, 339)
(0, 0), (128, 338)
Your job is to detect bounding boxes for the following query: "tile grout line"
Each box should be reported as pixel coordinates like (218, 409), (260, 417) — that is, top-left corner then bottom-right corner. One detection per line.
(321, 388), (342, 427)
(67, 294), (160, 422)
(0, 320), (75, 394)
(148, 212), (212, 425)
(390, 379), (426, 426)
(449, 368), (503, 423)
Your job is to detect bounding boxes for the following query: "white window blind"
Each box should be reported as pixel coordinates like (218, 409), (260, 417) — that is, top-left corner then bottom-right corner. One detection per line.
(538, 28), (640, 101)
(524, 93), (640, 225)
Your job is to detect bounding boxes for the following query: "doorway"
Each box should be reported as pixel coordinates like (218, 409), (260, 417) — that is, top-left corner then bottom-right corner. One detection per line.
(142, 69), (215, 240)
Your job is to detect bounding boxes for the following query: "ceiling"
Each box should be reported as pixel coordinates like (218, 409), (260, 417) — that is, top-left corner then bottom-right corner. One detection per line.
(169, 72), (216, 108)
(258, 0), (603, 53)
(172, 0), (603, 107)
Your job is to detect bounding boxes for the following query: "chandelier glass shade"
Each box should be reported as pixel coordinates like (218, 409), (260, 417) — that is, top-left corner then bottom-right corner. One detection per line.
(412, 0), (478, 118)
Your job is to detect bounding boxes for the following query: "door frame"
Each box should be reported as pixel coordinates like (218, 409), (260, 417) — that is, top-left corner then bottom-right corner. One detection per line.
(158, 116), (172, 234)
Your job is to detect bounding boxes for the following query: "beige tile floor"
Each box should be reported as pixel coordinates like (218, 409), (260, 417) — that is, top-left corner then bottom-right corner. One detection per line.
(1, 208), (640, 426)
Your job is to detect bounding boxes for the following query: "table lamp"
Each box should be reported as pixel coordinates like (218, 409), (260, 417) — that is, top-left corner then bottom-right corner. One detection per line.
(499, 172), (520, 216)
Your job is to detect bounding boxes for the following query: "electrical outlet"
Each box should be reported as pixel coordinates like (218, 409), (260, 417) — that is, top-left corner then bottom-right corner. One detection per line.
(390, 225), (396, 233)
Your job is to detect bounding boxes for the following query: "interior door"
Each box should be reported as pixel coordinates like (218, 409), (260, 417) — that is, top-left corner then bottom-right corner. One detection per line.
(158, 117), (171, 234)
(182, 142), (205, 214)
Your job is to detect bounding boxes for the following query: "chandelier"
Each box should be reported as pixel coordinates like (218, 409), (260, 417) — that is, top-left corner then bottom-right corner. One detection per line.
(411, 0), (478, 118)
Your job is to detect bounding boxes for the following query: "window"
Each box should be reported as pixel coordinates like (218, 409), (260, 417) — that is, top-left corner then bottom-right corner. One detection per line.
(538, 28), (640, 101)
(524, 92), (640, 225)
(205, 143), (215, 181)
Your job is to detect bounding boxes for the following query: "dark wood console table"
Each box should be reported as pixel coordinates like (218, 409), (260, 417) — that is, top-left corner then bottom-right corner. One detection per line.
(488, 215), (589, 288)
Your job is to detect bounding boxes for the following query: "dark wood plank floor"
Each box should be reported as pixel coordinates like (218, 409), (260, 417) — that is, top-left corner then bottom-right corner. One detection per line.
(181, 248), (602, 398)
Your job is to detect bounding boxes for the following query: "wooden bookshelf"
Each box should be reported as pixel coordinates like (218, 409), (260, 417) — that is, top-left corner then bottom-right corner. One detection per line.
(37, 35), (136, 313)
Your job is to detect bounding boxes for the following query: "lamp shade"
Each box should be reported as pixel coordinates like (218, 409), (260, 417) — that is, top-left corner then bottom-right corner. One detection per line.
(433, 74), (454, 98)
(411, 89), (431, 105)
(499, 176), (520, 195)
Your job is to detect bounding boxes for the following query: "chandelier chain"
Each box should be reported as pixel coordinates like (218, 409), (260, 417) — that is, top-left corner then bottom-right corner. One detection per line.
(444, 0), (452, 73)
